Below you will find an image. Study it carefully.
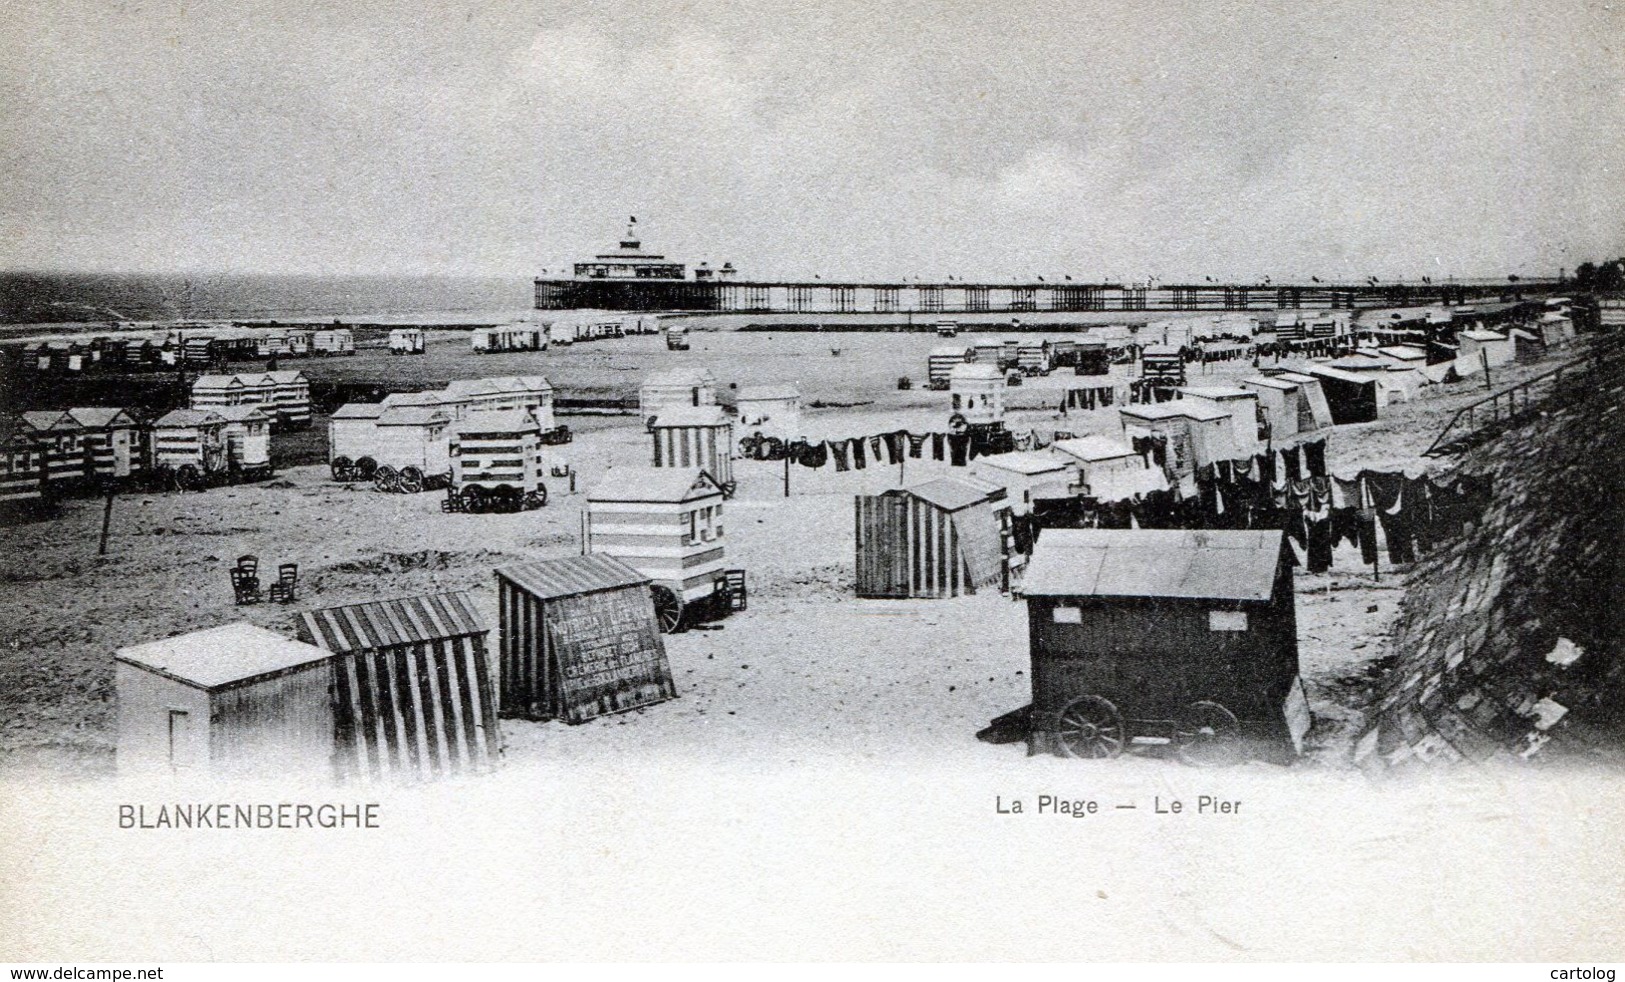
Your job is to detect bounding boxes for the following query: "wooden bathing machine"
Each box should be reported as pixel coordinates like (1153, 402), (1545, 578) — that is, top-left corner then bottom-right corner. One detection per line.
(586, 466), (728, 625)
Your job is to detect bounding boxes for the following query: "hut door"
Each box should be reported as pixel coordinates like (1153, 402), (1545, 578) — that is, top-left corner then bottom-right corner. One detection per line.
(854, 495), (911, 598)
(167, 709), (200, 772)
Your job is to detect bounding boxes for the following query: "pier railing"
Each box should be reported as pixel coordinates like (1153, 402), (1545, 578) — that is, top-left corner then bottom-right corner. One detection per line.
(1422, 337), (1625, 457)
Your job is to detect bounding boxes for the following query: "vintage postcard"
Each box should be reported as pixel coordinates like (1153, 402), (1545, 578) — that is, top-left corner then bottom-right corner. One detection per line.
(1, 0), (1622, 965)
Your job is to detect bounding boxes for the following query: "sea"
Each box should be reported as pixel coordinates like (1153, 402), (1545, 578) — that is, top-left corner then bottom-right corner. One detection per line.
(0, 272), (531, 332)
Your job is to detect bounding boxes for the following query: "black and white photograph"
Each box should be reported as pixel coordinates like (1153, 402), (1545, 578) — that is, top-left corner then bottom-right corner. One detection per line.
(1, 0), (1622, 967)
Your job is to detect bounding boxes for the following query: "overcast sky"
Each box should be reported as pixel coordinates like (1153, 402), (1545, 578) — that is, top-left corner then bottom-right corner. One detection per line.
(2, 0), (1621, 282)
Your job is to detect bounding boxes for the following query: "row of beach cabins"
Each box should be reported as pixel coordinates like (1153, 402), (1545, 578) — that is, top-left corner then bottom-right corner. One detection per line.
(10, 327), (356, 375)
(470, 314), (661, 354)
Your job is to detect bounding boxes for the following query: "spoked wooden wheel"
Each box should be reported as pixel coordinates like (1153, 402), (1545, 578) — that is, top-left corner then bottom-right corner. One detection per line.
(523, 484), (547, 510)
(1055, 695), (1126, 759)
(354, 456), (378, 479)
(462, 487), (486, 513)
(373, 465), (399, 492)
(651, 585), (685, 634)
(1175, 700), (1243, 768)
(397, 466), (424, 493)
(174, 464), (201, 491)
(330, 456), (353, 481)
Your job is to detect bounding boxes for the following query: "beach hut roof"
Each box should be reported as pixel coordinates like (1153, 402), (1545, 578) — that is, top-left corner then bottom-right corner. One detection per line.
(192, 374), (241, 389)
(153, 409), (225, 427)
(1377, 345), (1428, 360)
(589, 467), (722, 504)
(266, 370), (307, 383)
(20, 410), (74, 432)
(930, 345), (972, 357)
(1325, 354), (1392, 371)
(1177, 386), (1256, 401)
(378, 406), (451, 427)
(1305, 365), (1378, 386)
(65, 407), (137, 429)
(1018, 529), (1283, 601)
(296, 592), (487, 653)
(495, 555), (651, 602)
(650, 405), (730, 428)
(1241, 375), (1299, 391)
(904, 475), (1005, 512)
(330, 403), (387, 420)
(1120, 403), (1198, 422)
(116, 623), (331, 691)
(1052, 435), (1139, 463)
(974, 451), (1073, 476)
(381, 390), (447, 409)
(1141, 344), (1181, 356)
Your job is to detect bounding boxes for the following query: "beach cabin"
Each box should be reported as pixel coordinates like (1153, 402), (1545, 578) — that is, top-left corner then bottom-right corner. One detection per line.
(734, 384), (801, 438)
(1274, 311), (1304, 342)
(1051, 435), (1168, 503)
(449, 410), (547, 505)
(0, 424), (45, 511)
(1074, 337), (1111, 376)
(296, 592), (498, 784)
(1016, 338), (1052, 375)
(328, 404), (386, 467)
(949, 363), (1006, 425)
(663, 323), (690, 350)
(389, 328), (426, 355)
(650, 404), (734, 491)
(1014, 529), (1303, 760)
(1455, 329), (1513, 376)
(549, 321), (577, 347)
(311, 327), (355, 357)
(1240, 376), (1309, 441)
(1303, 365), (1383, 424)
(928, 344), (973, 389)
(1139, 345), (1186, 387)
(266, 369), (311, 429)
(285, 330), (312, 357)
(1177, 386), (1263, 457)
(586, 467), (730, 632)
(445, 376), (555, 428)
(971, 451), (1079, 514)
(190, 374), (251, 410)
(853, 476), (1011, 599)
(20, 410), (89, 487)
(1119, 403), (1230, 488)
(116, 623), (335, 778)
(255, 332), (289, 358)
(970, 337), (1005, 366)
(639, 367), (719, 426)
(494, 556), (677, 724)
(150, 409), (230, 479)
(1269, 372), (1336, 430)
(1537, 312), (1575, 347)
(212, 405), (273, 478)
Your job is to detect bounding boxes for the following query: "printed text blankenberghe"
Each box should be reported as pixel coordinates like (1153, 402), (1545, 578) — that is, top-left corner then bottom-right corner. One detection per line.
(118, 803), (380, 829)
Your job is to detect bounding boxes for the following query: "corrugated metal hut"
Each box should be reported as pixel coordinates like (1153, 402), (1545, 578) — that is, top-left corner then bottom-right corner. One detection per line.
(928, 344), (973, 389)
(734, 384), (801, 438)
(1303, 365), (1383, 424)
(650, 404), (734, 490)
(639, 367), (718, 425)
(494, 555), (677, 724)
(116, 623), (335, 778)
(150, 409), (229, 476)
(971, 451), (1078, 513)
(296, 592), (498, 783)
(1015, 529), (1303, 760)
(212, 405), (273, 476)
(1176, 386), (1263, 458)
(587, 466), (728, 612)
(854, 475), (1011, 599)
(949, 362), (1006, 425)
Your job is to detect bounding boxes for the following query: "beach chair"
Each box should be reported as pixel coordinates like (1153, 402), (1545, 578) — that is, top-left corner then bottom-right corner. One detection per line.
(268, 563), (298, 604)
(230, 567), (261, 605)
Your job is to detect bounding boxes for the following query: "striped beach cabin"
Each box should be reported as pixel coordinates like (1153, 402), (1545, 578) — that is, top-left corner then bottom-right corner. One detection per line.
(949, 363), (1006, 425)
(150, 409), (230, 476)
(444, 376), (555, 428)
(494, 555), (676, 724)
(0, 422), (46, 510)
(266, 370), (311, 429)
(254, 332), (289, 358)
(296, 592), (499, 784)
(191, 372), (272, 410)
(449, 410), (547, 497)
(928, 344), (973, 389)
(20, 411), (94, 488)
(649, 404), (734, 490)
(65, 407), (145, 480)
(854, 476), (1011, 599)
(213, 405), (273, 477)
(285, 330), (312, 357)
(586, 467), (727, 607)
